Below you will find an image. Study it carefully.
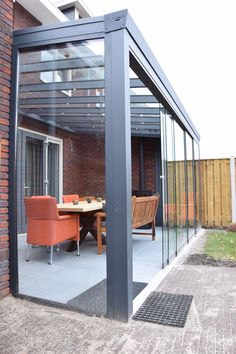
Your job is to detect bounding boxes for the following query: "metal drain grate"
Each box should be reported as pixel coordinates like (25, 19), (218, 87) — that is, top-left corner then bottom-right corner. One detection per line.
(133, 291), (193, 327)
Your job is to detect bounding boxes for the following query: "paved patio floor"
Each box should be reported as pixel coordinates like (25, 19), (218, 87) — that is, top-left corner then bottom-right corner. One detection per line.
(1, 231), (236, 353)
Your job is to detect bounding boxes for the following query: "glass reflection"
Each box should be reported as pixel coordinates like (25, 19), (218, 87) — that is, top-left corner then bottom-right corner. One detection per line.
(166, 115), (176, 260)
(194, 141), (201, 231)
(17, 39), (107, 314)
(174, 122), (187, 250)
(186, 134), (195, 239)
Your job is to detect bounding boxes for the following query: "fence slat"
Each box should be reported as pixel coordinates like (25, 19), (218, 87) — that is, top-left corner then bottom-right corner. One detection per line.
(214, 159), (221, 226)
(200, 158), (232, 227)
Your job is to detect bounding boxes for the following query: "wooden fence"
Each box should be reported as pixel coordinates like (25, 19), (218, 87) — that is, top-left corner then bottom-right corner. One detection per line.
(200, 158), (232, 227)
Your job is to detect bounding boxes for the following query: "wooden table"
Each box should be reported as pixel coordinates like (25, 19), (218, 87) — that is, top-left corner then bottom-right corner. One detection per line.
(57, 201), (103, 248)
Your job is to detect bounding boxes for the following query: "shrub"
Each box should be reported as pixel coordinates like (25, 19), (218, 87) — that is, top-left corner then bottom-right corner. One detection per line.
(227, 223), (236, 232)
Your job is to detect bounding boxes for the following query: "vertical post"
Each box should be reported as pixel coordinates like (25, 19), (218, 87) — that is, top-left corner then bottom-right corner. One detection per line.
(105, 13), (132, 322)
(230, 156), (236, 222)
(160, 111), (168, 268)
(184, 132), (189, 243)
(9, 46), (19, 295)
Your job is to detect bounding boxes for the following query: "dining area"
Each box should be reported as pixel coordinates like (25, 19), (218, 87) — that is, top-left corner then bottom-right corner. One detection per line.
(24, 194), (105, 264)
(16, 121), (163, 316)
(18, 195), (162, 307)
(18, 189), (162, 314)
(23, 192), (160, 263)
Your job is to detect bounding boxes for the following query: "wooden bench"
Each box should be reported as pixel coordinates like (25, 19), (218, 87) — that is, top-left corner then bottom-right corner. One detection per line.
(96, 194), (160, 255)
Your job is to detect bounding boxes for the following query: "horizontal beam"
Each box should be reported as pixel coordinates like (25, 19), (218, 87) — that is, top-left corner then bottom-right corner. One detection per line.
(56, 126), (160, 137)
(49, 117), (160, 124)
(19, 110), (160, 124)
(20, 55), (104, 73)
(19, 96), (105, 105)
(13, 15), (105, 48)
(19, 78), (145, 92)
(23, 106), (160, 115)
(19, 95), (158, 105)
(23, 113), (160, 136)
(130, 95), (159, 103)
(26, 107), (105, 114)
(131, 131), (160, 137)
(69, 126), (160, 133)
(58, 121), (160, 130)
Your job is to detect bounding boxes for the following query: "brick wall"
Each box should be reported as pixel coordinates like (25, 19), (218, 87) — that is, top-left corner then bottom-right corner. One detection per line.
(19, 118), (105, 198)
(143, 138), (156, 192)
(0, 0), (40, 300)
(20, 117), (157, 198)
(13, 2), (41, 30)
(131, 138), (140, 191)
(0, 0), (13, 299)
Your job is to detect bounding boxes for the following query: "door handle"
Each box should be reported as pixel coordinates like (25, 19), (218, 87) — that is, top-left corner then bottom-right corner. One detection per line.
(24, 185), (30, 196)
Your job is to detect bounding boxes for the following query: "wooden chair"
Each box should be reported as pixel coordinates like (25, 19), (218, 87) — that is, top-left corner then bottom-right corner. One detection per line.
(95, 194), (160, 255)
(24, 196), (80, 264)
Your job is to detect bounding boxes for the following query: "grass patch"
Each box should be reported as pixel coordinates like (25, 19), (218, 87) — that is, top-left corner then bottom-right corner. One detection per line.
(204, 231), (236, 260)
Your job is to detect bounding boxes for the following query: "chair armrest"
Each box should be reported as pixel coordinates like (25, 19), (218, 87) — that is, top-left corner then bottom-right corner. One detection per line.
(95, 212), (106, 218)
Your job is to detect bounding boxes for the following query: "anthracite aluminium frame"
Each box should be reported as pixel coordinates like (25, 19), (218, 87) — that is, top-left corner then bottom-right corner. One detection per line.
(9, 9), (200, 322)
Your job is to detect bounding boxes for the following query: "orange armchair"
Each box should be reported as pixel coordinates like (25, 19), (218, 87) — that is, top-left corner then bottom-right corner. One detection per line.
(24, 196), (80, 264)
(62, 194), (79, 203)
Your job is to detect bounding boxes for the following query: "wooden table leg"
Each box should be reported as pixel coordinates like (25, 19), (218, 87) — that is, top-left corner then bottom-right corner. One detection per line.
(66, 210), (105, 252)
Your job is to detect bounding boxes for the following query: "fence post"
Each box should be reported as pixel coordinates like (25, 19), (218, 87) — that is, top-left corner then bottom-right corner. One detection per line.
(230, 156), (236, 222)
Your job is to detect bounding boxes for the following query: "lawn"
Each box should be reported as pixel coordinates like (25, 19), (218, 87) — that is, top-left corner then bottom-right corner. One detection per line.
(204, 231), (236, 260)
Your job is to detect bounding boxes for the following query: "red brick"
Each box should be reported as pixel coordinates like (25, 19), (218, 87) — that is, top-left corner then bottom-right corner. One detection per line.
(0, 222), (8, 228)
(0, 113), (10, 121)
(0, 118), (9, 125)
(0, 91), (10, 100)
(0, 168), (9, 174)
(1, 157), (9, 164)
(0, 287), (9, 298)
(0, 181), (8, 187)
(0, 242), (8, 249)
(0, 273), (9, 283)
(0, 214), (8, 221)
(0, 280), (9, 291)
(0, 139), (9, 146)
(1, 65), (11, 76)
(0, 249), (9, 262)
(0, 174), (8, 180)
(2, 86), (10, 94)
(1, 145), (9, 153)
(0, 267), (8, 276)
(1, 152), (9, 159)
(0, 235), (8, 242)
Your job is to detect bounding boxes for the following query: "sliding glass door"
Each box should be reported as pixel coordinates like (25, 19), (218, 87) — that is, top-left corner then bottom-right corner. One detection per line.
(17, 129), (61, 233)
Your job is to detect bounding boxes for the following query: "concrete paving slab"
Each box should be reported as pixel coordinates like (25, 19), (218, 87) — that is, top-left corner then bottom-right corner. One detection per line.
(1, 231), (236, 353)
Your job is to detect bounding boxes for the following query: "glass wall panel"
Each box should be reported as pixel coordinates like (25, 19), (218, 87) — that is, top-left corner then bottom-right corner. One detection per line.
(160, 111), (168, 266)
(166, 114), (176, 260)
(17, 39), (107, 315)
(194, 141), (201, 231)
(129, 66), (162, 288)
(186, 133), (195, 239)
(174, 122), (187, 250)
